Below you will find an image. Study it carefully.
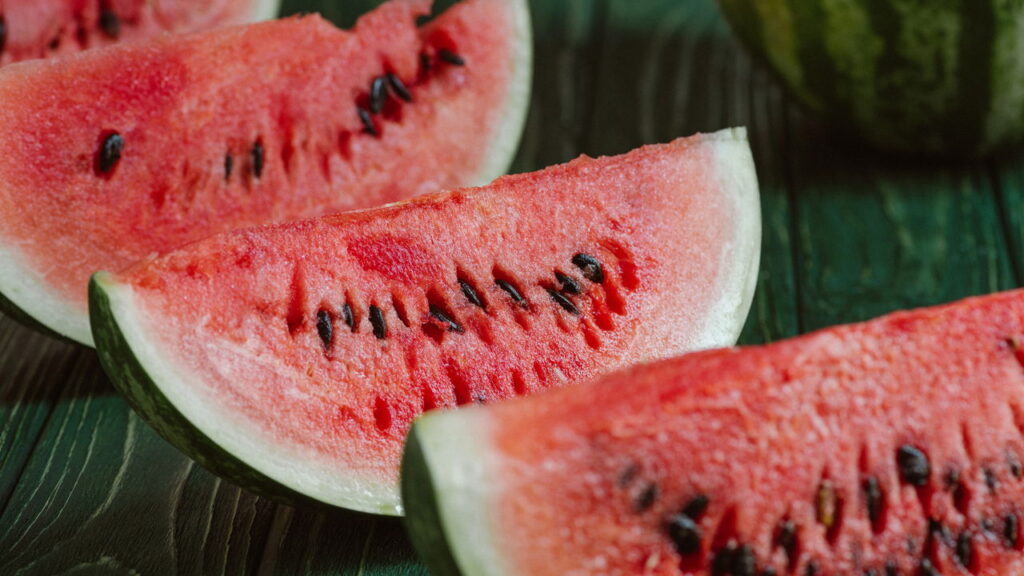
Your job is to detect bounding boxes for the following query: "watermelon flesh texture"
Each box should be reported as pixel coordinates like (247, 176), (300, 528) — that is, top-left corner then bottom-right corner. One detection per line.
(89, 129), (762, 515)
(0, 0), (279, 64)
(0, 0), (531, 346)
(403, 289), (1024, 575)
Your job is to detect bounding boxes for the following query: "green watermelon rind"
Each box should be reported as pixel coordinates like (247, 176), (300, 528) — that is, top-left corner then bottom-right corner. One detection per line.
(402, 409), (506, 576)
(89, 273), (317, 508)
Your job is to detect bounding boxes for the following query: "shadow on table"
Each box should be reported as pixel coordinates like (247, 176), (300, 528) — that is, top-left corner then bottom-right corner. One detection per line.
(265, 505), (428, 575)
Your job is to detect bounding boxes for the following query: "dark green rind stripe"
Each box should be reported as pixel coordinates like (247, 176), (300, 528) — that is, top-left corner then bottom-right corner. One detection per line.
(718, 0), (1023, 157)
(89, 273), (317, 508)
(953, 0), (996, 155)
(788, 0), (842, 117)
(716, 0), (766, 68)
(401, 426), (466, 576)
(0, 291), (77, 345)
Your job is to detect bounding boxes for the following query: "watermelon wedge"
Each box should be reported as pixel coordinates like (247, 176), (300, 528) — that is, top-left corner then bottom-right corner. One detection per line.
(0, 0), (279, 65)
(0, 0), (531, 345)
(90, 129), (761, 515)
(403, 289), (1024, 575)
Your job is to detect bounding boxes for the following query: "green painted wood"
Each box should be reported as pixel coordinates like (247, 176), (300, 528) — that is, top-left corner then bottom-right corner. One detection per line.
(0, 322), (83, 514)
(1, 0), (1022, 574)
(0, 353), (276, 575)
(785, 116), (1018, 331)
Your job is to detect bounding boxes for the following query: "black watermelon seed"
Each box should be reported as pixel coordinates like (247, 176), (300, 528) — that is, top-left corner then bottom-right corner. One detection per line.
(804, 561), (819, 576)
(985, 467), (998, 492)
(369, 305), (386, 339)
(982, 518), (996, 533)
(1005, 514), (1019, 548)
(944, 469), (960, 491)
(884, 560), (898, 576)
(896, 445), (930, 486)
(429, 305), (464, 333)
(555, 272), (582, 295)
(224, 154), (233, 180)
(100, 8), (121, 39)
(369, 76), (388, 114)
(0, 17), (7, 54)
(776, 520), (797, 561)
(97, 132), (124, 175)
(438, 49), (465, 66)
(761, 569), (777, 576)
(864, 476), (883, 530)
(918, 559), (938, 576)
(316, 309), (333, 349)
(547, 288), (579, 315)
(420, 52), (431, 72)
(955, 531), (972, 568)
(251, 140), (264, 179)
(667, 514), (701, 556)
(927, 518), (951, 546)
(711, 543), (755, 576)
(495, 279), (526, 307)
(1010, 454), (1023, 479)
(357, 107), (377, 136)
(572, 253), (605, 283)
(342, 303), (355, 331)
(459, 279), (485, 309)
(633, 483), (658, 513)
(683, 494), (711, 519)
(387, 73), (413, 102)
(617, 463), (639, 488)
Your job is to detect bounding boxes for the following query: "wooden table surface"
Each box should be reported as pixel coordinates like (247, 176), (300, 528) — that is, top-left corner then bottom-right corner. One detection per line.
(1, 0), (1020, 574)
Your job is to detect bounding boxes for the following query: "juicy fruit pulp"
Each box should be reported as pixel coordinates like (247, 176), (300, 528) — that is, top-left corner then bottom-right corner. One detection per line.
(403, 289), (1024, 575)
(0, 0), (531, 345)
(0, 0), (278, 65)
(90, 129), (761, 515)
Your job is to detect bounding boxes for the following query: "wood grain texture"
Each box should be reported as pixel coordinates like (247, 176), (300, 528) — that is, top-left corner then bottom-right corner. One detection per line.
(1, 0), (1022, 574)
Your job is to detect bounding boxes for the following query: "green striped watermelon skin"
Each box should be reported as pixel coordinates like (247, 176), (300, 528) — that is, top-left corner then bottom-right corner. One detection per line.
(718, 0), (1024, 157)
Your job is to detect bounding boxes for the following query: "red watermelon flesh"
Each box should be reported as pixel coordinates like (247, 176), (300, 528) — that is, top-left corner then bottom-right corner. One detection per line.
(89, 129), (761, 515)
(403, 289), (1024, 575)
(0, 0), (278, 64)
(0, 0), (531, 345)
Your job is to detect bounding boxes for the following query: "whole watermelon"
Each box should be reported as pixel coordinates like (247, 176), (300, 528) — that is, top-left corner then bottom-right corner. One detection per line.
(718, 0), (1024, 157)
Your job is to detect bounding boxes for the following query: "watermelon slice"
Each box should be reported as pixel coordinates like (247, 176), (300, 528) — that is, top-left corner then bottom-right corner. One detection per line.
(403, 289), (1024, 575)
(89, 129), (761, 515)
(0, 0), (279, 65)
(0, 0), (531, 345)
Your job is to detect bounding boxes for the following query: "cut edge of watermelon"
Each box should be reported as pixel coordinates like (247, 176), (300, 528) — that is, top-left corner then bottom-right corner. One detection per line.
(89, 128), (759, 517)
(253, 0), (282, 21)
(0, 250), (87, 344)
(89, 271), (403, 514)
(403, 408), (501, 575)
(466, 0), (533, 187)
(692, 127), (761, 351)
(401, 128), (762, 562)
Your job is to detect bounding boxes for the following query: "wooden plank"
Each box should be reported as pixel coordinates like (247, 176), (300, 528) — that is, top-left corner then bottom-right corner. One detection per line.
(589, 0), (799, 345)
(785, 114), (1017, 331)
(0, 354), (276, 574)
(0, 321), (83, 515)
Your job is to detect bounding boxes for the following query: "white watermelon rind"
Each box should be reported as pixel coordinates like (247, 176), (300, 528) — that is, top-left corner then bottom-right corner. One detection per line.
(89, 274), (319, 508)
(400, 128), (763, 572)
